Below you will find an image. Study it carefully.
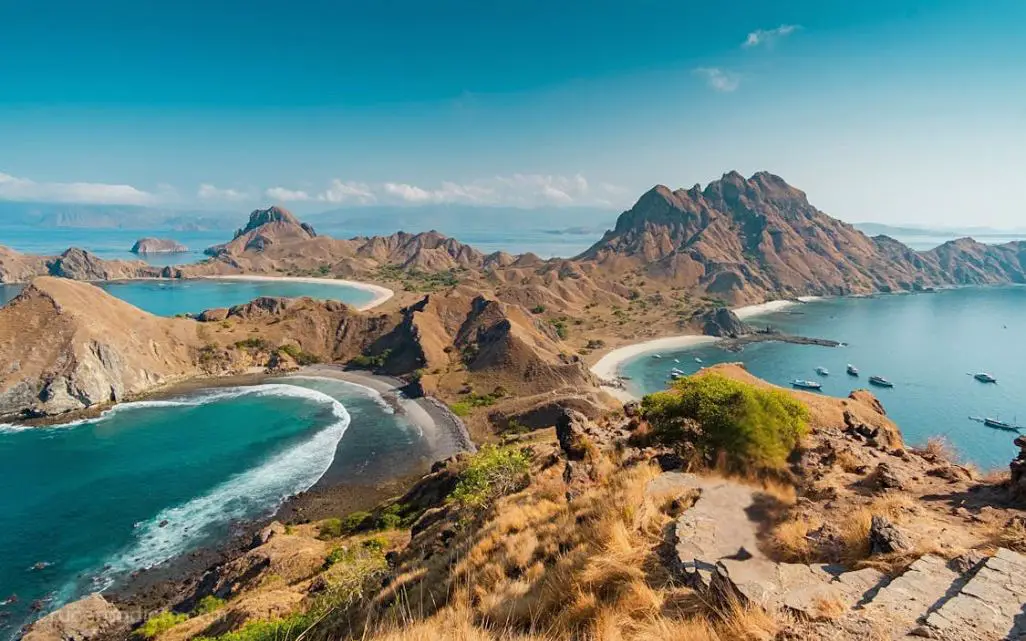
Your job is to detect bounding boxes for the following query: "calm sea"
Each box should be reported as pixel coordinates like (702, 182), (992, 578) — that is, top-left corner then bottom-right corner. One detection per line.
(0, 377), (431, 638)
(622, 287), (1026, 471)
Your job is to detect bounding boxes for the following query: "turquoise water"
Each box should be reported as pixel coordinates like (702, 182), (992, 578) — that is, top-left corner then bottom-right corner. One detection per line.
(621, 287), (1026, 470)
(0, 278), (376, 315)
(0, 377), (428, 637)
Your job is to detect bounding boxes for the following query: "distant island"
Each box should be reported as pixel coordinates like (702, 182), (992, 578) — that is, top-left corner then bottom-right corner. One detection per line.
(130, 237), (188, 254)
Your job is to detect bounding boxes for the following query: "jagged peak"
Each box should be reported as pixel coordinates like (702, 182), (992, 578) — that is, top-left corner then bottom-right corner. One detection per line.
(235, 206), (316, 239)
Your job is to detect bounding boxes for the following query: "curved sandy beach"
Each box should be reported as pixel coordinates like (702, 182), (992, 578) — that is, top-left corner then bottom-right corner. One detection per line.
(590, 297), (823, 401)
(202, 274), (394, 311)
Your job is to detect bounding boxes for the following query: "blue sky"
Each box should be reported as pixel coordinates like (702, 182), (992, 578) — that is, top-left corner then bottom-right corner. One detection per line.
(1, 0), (1024, 226)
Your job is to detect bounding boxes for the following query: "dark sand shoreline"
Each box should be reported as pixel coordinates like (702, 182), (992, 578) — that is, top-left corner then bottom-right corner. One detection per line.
(96, 366), (473, 618)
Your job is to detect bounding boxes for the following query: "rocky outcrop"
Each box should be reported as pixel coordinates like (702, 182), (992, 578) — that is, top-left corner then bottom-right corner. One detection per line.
(697, 306), (753, 337)
(47, 248), (161, 281)
(130, 237), (188, 254)
(0, 278), (202, 418)
(1009, 435), (1026, 500)
(22, 594), (126, 641)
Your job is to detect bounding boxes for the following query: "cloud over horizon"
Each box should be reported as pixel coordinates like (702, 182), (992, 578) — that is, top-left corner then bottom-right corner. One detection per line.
(0, 171), (159, 206)
(198, 183), (248, 201)
(743, 24), (801, 48)
(693, 68), (740, 92)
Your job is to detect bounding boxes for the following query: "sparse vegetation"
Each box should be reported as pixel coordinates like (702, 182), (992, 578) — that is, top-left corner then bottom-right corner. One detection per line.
(449, 387), (508, 417)
(194, 595), (226, 616)
(350, 349), (391, 369)
(137, 611), (188, 639)
(641, 373), (809, 471)
(234, 337), (272, 351)
(278, 344), (321, 365)
(450, 445), (531, 508)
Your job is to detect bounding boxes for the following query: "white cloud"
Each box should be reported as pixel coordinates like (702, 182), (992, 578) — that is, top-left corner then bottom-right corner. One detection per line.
(318, 179), (376, 204)
(0, 171), (158, 205)
(198, 183), (248, 201)
(743, 24), (801, 48)
(693, 68), (740, 92)
(265, 186), (313, 202)
(377, 173), (609, 207)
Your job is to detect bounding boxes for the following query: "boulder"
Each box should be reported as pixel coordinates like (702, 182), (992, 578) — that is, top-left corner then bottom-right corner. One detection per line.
(869, 515), (914, 555)
(197, 307), (229, 322)
(22, 594), (126, 641)
(873, 462), (906, 491)
(555, 408), (592, 461)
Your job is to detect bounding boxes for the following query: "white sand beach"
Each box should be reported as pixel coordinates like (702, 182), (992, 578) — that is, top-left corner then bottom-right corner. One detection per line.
(733, 296), (821, 320)
(202, 274), (394, 311)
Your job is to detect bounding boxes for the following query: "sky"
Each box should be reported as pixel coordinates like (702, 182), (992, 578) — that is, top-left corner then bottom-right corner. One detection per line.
(1, 0), (1025, 226)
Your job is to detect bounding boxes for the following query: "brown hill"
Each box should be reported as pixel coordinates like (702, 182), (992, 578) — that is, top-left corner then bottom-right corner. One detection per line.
(0, 246), (164, 283)
(0, 277), (202, 418)
(576, 171), (980, 304)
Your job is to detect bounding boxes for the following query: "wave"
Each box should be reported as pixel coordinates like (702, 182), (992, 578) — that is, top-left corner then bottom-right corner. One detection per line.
(96, 383), (351, 581)
(286, 375), (396, 414)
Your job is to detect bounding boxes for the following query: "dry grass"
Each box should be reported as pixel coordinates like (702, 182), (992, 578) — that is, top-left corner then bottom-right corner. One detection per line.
(834, 449), (864, 474)
(770, 516), (823, 563)
(987, 517), (1026, 553)
(912, 436), (957, 464)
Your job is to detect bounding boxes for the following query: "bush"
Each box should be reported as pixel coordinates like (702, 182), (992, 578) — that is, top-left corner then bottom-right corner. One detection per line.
(342, 510), (372, 533)
(449, 402), (472, 417)
(450, 445), (531, 508)
(278, 344), (320, 366)
(201, 613), (315, 641)
(137, 612), (188, 638)
(318, 518), (344, 539)
(193, 595), (226, 616)
(349, 349), (391, 369)
(641, 373), (809, 471)
(530, 304), (546, 314)
(234, 337), (272, 351)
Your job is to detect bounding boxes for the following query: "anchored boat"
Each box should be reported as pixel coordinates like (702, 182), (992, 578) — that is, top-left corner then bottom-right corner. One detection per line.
(974, 372), (998, 383)
(869, 376), (894, 388)
(815, 367), (829, 376)
(984, 417), (1017, 431)
(846, 364), (859, 376)
(792, 379), (822, 391)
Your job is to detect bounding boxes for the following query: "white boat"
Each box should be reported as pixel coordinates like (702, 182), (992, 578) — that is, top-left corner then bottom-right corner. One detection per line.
(694, 357), (703, 364)
(846, 364), (859, 376)
(652, 354), (662, 359)
(974, 372), (998, 383)
(792, 379), (822, 390)
(869, 376), (894, 388)
(815, 367), (829, 376)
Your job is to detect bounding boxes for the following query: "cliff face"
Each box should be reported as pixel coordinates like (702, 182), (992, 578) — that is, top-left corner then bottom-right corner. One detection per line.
(0, 278), (203, 418)
(577, 172), (1026, 303)
(0, 246), (164, 283)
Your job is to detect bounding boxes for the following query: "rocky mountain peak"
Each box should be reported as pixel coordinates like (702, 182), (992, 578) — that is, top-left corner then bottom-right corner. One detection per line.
(234, 206), (316, 239)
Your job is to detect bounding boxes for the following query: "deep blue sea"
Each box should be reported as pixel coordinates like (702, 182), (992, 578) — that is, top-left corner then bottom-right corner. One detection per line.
(0, 377), (431, 637)
(621, 287), (1026, 471)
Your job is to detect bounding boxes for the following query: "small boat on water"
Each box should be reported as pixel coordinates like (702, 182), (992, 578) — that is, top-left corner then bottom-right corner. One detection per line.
(869, 376), (894, 388)
(694, 357), (703, 364)
(974, 372), (998, 383)
(652, 354), (662, 359)
(815, 367), (829, 376)
(984, 417), (1017, 431)
(846, 364), (859, 376)
(792, 379), (822, 391)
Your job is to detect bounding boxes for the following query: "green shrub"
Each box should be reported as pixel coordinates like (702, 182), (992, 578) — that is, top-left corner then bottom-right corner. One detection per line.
(193, 595), (226, 616)
(376, 504), (403, 530)
(362, 536), (388, 553)
(341, 510), (372, 533)
(278, 344), (320, 366)
(530, 304), (546, 314)
(641, 373), (809, 471)
(549, 318), (568, 339)
(137, 612), (188, 638)
(317, 518), (343, 539)
(234, 337), (272, 351)
(349, 349), (391, 369)
(324, 546), (352, 568)
(203, 613), (315, 641)
(449, 401), (472, 417)
(450, 445), (531, 508)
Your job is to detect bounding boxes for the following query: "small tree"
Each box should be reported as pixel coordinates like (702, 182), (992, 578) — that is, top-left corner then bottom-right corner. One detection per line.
(641, 373), (809, 471)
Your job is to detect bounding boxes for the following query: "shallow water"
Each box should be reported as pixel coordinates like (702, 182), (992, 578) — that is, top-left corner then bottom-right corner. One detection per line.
(0, 278), (376, 315)
(621, 287), (1026, 470)
(0, 377), (427, 637)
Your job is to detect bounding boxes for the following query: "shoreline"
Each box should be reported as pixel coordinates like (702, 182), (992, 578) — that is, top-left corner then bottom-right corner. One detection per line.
(199, 274), (394, 311)
(590, 296), (824, 401)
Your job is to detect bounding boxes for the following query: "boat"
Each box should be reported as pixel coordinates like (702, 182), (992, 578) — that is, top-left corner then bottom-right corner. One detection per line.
(868, 376), (894, 388)
(652, 354), (662, 359)
(846, 364), (859, 376)
(815, 367), (829, 376)
(984, 417), (1017, 431)
(974, 372), (998, 383)
(791, 379), (822, 391)
(694, 357), (703, 364)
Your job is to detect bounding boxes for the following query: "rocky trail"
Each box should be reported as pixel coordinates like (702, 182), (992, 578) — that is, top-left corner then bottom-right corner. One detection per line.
(646, 472), (1026, 640)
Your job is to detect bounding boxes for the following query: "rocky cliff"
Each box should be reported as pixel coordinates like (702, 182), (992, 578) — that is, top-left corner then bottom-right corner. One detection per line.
(0, 246), (164, 283)
(0, 278), (203, 418)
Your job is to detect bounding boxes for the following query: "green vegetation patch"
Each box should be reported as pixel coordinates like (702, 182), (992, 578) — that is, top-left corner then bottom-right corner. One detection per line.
(450, 445), (531, 508)
(137, 612), (189, 639)
(193, 595), (226, 616)
(277, 344), (321, 366)
(641, 373), (809, 471)
(349, 348), (391, 369)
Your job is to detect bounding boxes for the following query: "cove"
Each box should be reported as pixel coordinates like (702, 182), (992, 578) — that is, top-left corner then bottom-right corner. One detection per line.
(0, 278), (377, 316)
(621, 287), (1026, 471)
(0, 377), (427, 637)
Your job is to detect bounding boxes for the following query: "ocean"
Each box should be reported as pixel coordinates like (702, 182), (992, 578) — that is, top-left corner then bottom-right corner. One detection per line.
(621, 287), (1026, 471)
(0, 377), (432, 638)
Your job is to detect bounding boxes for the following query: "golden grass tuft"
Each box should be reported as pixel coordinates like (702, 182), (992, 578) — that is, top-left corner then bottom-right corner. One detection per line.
(913, 436), (957, 464)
